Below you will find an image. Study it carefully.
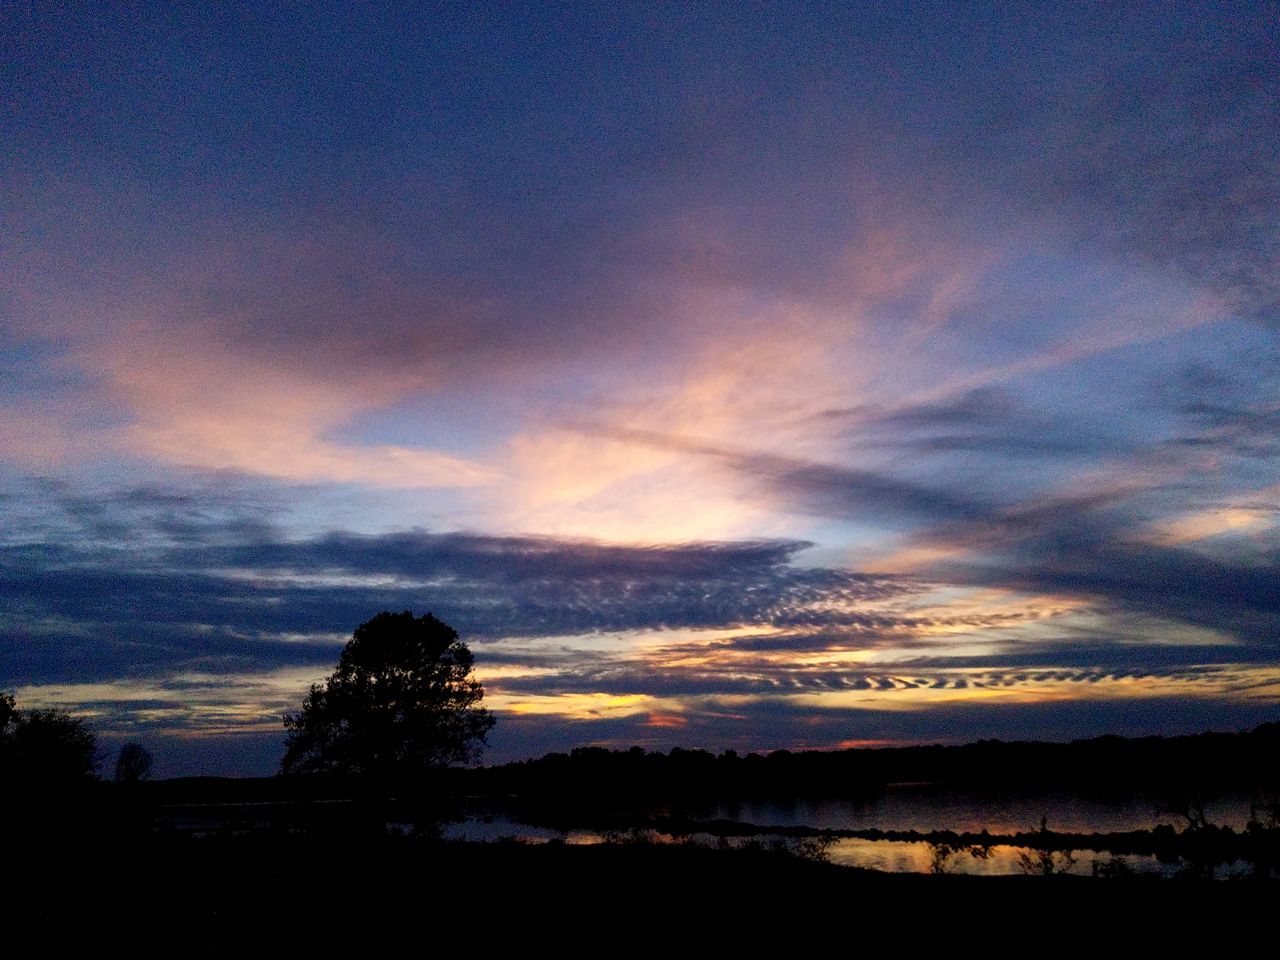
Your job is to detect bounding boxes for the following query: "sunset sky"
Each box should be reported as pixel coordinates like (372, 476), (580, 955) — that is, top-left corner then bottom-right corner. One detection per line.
(3, 3), (1278, 775)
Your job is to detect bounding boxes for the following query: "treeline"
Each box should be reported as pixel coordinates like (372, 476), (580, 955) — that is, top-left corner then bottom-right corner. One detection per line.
(468, 723), (1280, 801)
(16, 722), (1277, 808)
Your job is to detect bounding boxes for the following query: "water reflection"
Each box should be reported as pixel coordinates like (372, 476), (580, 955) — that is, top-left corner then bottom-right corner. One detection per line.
(705, 787), (1259, 834)
(440, 817), (1258, 878)
(443, 783), (1277, 878)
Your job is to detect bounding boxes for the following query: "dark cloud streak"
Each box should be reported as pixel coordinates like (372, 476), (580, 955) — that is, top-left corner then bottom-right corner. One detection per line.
(0, 484), (918, 685)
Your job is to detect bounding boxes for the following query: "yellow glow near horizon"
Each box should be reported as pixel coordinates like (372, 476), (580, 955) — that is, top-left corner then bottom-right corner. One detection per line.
(493, 692), (657, 720)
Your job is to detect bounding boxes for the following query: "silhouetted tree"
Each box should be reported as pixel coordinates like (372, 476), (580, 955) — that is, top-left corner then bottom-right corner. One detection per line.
(281, 611), (495, 783)
(0, 694), (98, 785)
(115, 742), (154, 782)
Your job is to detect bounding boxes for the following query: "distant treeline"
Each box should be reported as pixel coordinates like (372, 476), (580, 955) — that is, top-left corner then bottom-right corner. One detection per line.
(467, 723), (1280, 801)
(91, 722), (1280, 809)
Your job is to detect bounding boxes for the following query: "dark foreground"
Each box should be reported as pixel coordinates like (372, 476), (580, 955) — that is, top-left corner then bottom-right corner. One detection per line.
(7, 722), (1279, 950)
(10, 827), (1277, 951)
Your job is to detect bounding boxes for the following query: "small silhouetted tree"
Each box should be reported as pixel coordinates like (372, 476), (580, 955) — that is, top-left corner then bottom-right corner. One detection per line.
(281, 611), (495, 784)
(115, 742), (154, 782)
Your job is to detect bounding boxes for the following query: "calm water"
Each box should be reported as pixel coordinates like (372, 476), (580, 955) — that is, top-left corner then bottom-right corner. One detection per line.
(442, 785), (1275, 876)
(702, 785), (1262, 834)
(440, 819), (1259, 877)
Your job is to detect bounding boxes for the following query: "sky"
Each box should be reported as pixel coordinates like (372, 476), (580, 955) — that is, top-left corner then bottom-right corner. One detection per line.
(2, 2), (1279, 776)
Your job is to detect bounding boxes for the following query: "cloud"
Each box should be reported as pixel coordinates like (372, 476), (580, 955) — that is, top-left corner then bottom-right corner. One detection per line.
(1162, 355), (1280, 463)
(0, 481), (920, 685)
(574, 424), (991, 524)
(898, 475), (1280, 648)
(6, 478), (1278, 775)
(1035, 51), (1280, 324)
(978, 539), (1280, 647)
(578, 410), (1280, 652)
(484, 694), (1280, 764)
(815, 387), (1122, 460)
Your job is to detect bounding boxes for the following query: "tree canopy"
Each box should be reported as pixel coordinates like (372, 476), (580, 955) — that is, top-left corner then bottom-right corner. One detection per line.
(0, 693), (98, 786)
(281, 611), (496, 782)
(115, 742), (155, 782)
